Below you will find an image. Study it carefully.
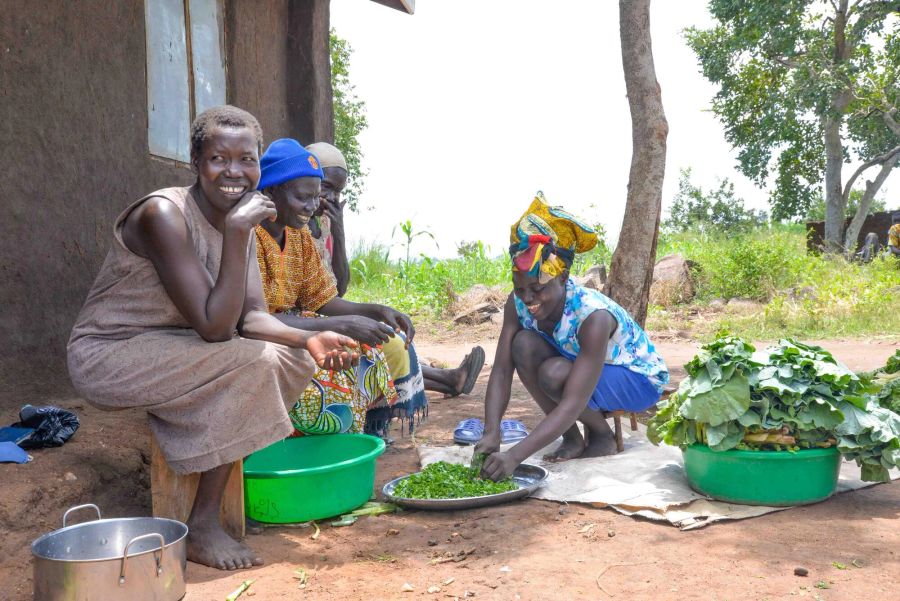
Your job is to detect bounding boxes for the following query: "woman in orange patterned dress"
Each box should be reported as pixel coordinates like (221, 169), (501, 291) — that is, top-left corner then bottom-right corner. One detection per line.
(254, 139), (419, 436)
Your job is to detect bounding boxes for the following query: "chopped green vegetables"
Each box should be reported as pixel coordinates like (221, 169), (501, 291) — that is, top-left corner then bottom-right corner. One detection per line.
(225, 579), (255, 601)
(393, 461), (518, 499)
(470, 452), (487, 472)
(647, 336), (900, 482)
(329, 502), (400, 527)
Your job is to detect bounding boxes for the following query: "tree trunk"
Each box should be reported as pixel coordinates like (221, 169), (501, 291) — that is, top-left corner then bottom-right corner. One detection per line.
(604, 0), (668, 327)
(843, 151), (900, 251)
(823, 112), (848, 252)
(822, 1), (852, 252)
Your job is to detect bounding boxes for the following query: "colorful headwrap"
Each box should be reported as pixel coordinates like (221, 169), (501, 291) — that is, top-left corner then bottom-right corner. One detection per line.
(509, 192), (598, 283)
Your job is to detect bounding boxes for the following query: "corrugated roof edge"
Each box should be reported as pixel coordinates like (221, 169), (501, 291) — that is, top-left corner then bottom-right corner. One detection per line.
(369, 0), (415, 15)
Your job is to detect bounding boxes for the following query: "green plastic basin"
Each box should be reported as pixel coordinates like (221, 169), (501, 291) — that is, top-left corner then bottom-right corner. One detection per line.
(243, 434), (385, 523)
(682, 445), (841, 506)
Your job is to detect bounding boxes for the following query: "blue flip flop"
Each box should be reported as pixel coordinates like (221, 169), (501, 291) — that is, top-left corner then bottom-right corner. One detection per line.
(0, 441), (30, 464)
(500, 420), (529, 443)
(453, 418), (484, 445)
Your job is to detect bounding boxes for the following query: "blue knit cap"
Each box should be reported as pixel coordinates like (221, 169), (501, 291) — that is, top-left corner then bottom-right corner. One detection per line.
(259, 138), (324, 189)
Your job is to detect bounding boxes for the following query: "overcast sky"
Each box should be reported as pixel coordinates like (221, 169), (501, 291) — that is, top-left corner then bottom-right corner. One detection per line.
(330, 0), (895, 260)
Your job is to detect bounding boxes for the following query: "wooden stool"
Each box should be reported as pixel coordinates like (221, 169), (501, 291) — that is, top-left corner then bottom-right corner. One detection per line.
(150, 436), (245, 539)
(603, 411), (639, 453)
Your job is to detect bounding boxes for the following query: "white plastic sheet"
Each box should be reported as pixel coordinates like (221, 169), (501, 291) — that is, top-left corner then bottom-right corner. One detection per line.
(417, 421), (898, 530)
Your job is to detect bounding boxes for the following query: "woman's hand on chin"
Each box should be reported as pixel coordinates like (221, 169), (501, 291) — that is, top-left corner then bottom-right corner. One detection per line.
(225, 192), (277, 233)
(306, 331), (358, 371)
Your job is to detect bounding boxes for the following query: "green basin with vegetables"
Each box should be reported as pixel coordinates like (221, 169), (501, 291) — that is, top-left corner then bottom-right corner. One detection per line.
(243, 434), (385, 523)
(683, 444), (841, 506)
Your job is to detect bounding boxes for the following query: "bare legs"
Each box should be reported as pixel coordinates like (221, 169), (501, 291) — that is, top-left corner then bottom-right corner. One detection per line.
(186, 463), (263, 570)
(421, 346), (485, 396)
(511, 330), (618, 461)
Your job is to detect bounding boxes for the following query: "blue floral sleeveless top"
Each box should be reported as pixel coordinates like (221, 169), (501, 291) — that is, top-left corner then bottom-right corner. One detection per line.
(513, 279), (669, 393)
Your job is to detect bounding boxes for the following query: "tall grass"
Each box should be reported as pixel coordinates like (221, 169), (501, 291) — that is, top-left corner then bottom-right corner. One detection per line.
(345, 240), (509, 315)
(650, 224), (900, 339)
(711, 253), (900, 339)
(656, 224), (808, 301)
(347, 225), (900, 339)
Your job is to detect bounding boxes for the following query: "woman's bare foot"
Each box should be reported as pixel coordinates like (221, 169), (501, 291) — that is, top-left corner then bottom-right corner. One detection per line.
(186, 518), (263, 570)
(542, 431), (586, 462)
(582, 426), (620, 457)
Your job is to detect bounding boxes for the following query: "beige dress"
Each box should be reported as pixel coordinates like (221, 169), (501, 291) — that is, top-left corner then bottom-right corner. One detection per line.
(67, 186), (314, 474)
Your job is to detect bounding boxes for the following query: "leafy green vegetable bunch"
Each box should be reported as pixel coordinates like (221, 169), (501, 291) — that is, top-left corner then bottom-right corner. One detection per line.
(647, 336), (900, 482)
(859, 349), (900, 415)
(393, 461), (517, 499)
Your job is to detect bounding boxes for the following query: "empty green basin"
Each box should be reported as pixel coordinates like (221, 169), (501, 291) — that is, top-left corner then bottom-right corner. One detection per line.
(244, 434), (385, 523)
(683, 445), (841, 506)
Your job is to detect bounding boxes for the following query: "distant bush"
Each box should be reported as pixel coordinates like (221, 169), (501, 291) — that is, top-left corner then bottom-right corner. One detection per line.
(665, 168), (767, 233)
(657, 225), (805, 301)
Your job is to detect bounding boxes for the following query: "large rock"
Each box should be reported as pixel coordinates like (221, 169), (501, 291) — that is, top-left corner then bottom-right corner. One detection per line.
(446, 284), (507, 324)
(452, 302), (499, 325)
(573, 264), (607, 291)
(650, 254), (695, 307)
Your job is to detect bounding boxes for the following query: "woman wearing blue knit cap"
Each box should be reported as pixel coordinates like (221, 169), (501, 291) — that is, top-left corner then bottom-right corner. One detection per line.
(255, 139), (484, 437)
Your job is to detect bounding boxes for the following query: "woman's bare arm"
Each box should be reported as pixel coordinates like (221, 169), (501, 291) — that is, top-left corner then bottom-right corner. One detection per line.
(122, 193), (273, 342)
(473, 294), (522, 455)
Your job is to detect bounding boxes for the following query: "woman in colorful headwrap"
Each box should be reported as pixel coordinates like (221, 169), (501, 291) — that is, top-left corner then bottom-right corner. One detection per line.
(475, 193), (669, 481)
(305, 141), (486, 398)
(255, 139), (480, 436)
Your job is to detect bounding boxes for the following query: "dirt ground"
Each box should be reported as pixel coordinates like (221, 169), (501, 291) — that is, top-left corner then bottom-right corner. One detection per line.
(1, 333), (898, 601)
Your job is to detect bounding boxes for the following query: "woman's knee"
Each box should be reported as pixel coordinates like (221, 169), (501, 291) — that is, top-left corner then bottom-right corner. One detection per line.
(537, 357), (571, 398)
(511, 329), (546, 370)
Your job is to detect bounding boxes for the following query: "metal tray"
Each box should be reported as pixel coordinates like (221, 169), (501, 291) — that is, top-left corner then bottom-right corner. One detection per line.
(382, 463), (549, 510)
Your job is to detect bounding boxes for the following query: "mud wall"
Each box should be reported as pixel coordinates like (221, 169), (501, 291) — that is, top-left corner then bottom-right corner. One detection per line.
(0, 0), (332, 397)
(806, 211), (900, 253)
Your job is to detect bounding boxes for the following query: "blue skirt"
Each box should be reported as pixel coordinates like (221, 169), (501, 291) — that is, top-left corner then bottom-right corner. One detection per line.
(534, 330), (660, 413)
(587, 363), (660, 413)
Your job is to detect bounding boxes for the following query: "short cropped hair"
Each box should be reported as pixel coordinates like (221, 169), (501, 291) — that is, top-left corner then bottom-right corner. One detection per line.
(189, 105), (263, 161)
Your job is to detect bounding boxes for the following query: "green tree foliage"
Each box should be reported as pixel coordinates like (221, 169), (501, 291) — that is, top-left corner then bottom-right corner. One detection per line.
(805, 188), (887, 221)
(330, 30), (368, 212)
(686, 1), (900, 244)
(665, 168), (767, 233)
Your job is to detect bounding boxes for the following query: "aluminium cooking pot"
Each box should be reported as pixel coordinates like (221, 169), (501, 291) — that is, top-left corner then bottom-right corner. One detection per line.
(32, 504), (187, 601)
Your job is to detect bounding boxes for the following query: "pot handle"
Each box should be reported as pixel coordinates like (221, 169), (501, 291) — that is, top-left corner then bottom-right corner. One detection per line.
(62, 503), (101, 527)
(119, 533), (165, 586)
